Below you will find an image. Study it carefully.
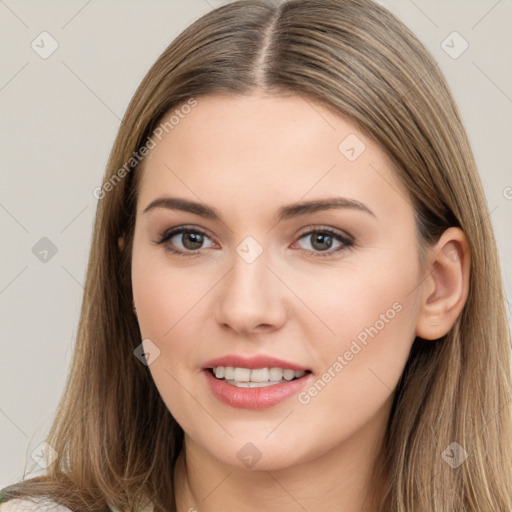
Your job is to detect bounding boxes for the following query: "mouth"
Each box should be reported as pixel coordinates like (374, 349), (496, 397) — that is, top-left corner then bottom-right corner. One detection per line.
(201, 355), (314, 408)
(205, 366), (312, 388)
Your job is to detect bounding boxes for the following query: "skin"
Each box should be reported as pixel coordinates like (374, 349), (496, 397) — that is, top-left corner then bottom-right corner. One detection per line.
(127, 92), (470, 511)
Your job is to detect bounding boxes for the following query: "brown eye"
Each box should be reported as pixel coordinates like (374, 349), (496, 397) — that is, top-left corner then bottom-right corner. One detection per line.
(155, 226), (215, 255)
(178, 231), (205, 250)
(309, 232), (334, 251)
(294, 228), (354, 257)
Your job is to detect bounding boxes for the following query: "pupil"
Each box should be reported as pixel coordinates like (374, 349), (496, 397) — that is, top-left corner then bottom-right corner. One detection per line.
(312, 233), (332, 251)
(183, 232), (203, 250)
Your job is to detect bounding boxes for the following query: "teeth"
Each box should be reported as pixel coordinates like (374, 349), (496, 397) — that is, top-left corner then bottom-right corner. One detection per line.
(250, 368), (269, 382)
(233, 367), (251, 382)
(283, 369), (295, 381)
(226, 380), (282, 388)
(269, 367), (283, 381)
(211, 366), (306, 384)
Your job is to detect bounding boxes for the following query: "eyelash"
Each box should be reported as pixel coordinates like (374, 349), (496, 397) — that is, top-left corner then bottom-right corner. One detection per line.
(152, 225), (355, 258)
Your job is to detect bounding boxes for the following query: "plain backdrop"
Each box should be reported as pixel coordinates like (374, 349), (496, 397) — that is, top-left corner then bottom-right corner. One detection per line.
(1, 0), (511, 488)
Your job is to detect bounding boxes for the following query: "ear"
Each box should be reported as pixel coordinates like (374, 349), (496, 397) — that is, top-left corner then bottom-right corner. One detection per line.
(415, 227), (471, 340)
(118, 236), (125, 251)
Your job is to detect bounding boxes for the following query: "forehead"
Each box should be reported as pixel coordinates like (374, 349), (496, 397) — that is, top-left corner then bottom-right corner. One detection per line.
(136, 93), (412, 222)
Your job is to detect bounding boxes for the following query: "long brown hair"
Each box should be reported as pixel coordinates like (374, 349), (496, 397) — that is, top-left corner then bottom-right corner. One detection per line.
(2, 0), (511, 510)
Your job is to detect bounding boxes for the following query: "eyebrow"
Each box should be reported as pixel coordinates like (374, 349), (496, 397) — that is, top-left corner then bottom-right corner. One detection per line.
(142, 196), (376, 222)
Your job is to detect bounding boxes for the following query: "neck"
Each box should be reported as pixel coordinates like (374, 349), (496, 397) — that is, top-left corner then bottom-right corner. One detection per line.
(173, 397), (391, 512)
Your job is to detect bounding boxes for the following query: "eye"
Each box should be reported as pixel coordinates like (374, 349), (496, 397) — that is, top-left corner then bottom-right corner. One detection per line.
(153, 225), (354, 258)
(153, 226), (216, 256)
(292, 227), (354, 257)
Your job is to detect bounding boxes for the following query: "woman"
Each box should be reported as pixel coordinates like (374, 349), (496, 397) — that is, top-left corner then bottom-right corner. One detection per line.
(2, 0), (511, 510)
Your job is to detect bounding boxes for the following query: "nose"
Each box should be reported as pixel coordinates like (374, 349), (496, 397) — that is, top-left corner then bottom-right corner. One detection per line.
(215, 247), (288, 336)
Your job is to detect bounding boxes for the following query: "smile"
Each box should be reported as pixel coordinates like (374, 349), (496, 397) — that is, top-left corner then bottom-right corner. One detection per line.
(203, 367), (313, 409)
(209, 366), (308, 388)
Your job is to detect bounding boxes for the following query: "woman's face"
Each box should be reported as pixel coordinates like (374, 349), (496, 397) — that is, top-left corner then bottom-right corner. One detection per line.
(131, 92), (425, 470)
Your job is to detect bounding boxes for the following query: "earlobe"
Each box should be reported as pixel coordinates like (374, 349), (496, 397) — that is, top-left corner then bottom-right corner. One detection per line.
(118, 236), (125, 251)
(415, 227), (471, 340)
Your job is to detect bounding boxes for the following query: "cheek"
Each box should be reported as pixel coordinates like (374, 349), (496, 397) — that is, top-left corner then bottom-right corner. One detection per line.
(131, 248), (206, 428)
(131, 242), (210, 341)
(296, 250), (420, 427)
(131, 242), (220, 405)
(298, 244), (419, 351)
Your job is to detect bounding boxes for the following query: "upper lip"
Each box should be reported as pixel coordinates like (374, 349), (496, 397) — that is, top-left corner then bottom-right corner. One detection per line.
(202, 354), (310, 372)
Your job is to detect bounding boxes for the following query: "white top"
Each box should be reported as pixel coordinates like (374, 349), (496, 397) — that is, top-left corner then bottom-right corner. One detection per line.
(0, 498), (153, 511)
(0, 500), (72, 511)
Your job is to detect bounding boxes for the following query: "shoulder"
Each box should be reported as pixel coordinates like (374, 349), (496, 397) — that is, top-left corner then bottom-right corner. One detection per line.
(0, 498), (153, 512)
(0, 499), (153, 512)
(0, 499), (72, 511)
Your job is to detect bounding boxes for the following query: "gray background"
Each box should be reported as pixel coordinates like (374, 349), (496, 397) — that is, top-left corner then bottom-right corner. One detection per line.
(1, 0), (511, 488)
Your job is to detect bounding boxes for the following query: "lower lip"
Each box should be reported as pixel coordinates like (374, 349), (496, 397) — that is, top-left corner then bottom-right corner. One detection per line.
(203, 369), (313, 409)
